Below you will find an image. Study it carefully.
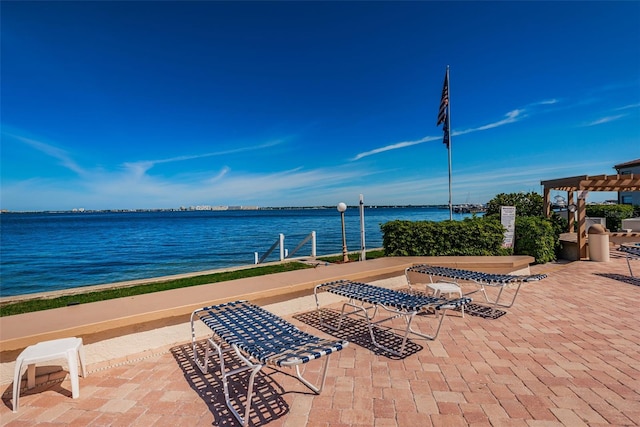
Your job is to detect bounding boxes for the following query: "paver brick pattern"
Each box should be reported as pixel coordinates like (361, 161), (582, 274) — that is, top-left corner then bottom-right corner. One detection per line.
(2, 250), (639, 426)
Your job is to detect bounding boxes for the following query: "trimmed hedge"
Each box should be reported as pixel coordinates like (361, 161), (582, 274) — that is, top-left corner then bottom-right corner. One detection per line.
(381, 192), (560, 264)
(585, 204), (635, 231)
(381, 217), (508, 257)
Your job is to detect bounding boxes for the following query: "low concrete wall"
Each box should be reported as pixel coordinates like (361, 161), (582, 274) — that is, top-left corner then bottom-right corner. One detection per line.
(621, 218), (640, 232)
(560, 231), (640, 261)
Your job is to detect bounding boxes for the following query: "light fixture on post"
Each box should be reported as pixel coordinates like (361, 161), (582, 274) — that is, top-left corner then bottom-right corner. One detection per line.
(337, 202), (349, 263)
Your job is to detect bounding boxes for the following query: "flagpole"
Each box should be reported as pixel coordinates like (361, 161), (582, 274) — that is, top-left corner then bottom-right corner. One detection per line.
(446, 66), (452, 220)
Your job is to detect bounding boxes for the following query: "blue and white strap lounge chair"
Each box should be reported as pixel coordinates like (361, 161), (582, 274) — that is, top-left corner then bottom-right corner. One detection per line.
(405, 265), (547, 314)
(191, 300), (348, 427)
(619, 244), (640, 277)
(314, 280), (470, 356)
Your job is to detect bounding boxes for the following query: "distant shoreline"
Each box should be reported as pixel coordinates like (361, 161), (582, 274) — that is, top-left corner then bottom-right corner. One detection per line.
(0, 205), (454, 214)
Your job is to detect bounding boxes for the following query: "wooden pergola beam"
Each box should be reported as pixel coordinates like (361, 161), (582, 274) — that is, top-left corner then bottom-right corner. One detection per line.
(540, 173), (640, 260)
(541, 174), (639, 192)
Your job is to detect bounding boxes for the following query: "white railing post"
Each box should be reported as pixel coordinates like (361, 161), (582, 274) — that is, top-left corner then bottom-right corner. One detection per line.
(279, 233), (285, 261)
(254, 252), (258, 264)
(311, 231), (316, 257)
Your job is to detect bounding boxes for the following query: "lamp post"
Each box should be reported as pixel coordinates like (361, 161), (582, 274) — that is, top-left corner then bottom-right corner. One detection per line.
(337, 202), (349, 262)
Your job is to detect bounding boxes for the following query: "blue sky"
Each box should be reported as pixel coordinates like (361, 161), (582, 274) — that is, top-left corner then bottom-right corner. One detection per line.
(2, 1), (639, 211)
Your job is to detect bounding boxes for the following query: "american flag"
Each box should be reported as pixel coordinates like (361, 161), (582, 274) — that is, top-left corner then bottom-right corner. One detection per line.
(437, 70), (449, 148)
(442, 115), (450, 148)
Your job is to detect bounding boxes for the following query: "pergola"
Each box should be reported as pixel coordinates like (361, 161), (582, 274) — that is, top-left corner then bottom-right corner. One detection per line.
(541, 174), (640, 259)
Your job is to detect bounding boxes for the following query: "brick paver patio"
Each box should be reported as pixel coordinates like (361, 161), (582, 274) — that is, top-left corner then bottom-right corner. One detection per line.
(2, 250), (639, 426)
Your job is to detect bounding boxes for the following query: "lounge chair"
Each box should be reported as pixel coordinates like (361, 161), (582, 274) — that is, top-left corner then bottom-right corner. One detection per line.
(619, 244), (640, 276)
(405, 265), (547, 315)
(191, 301), (348, 427)
(313, 280), (470, 356)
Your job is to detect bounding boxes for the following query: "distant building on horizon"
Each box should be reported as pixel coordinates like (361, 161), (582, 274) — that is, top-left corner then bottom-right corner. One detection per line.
(179, 205), (260, 211)
(614, 158), (640, 206)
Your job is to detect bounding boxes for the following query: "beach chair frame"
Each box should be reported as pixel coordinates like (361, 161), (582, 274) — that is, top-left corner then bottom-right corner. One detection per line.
(619, 244), (640, 277)
(314, 280), (470, 356)
(191, 301), (348, 427)
(406, 265), (547, 315)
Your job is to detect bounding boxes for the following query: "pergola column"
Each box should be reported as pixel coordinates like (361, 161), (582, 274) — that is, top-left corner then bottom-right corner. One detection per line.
(543, 187), (551, 217)
(567, 190), (574, 232)
(576, 191), (587, 259)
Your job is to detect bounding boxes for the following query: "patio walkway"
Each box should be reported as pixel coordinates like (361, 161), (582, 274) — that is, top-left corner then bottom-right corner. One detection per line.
(2, 250), (639, 426)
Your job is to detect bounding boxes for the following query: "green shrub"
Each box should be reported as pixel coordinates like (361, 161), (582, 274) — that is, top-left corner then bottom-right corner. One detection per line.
(586, 204), (635, 231)
(485, 191), (561, 261)
(485, 192), (544, 217)
(548, 211), (568, 236)
(381, 210), (558, 264)
(381, 217), (507, 257)
(382, 191), (562, 264)
(513, 216), (558, 263)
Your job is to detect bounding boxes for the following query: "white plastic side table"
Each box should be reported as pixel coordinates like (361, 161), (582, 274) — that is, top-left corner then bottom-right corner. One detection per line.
(12, 337), (87, 412)
(427, 281), (465, 317)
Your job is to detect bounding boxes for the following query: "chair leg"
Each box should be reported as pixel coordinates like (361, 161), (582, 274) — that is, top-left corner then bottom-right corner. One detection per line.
(293, 355), (330, 394)
(77, 341), (87, 378)
(67, 351), (80, 399)
(12, 360), (24, 412)
(456, 290), (465, 318)
(209, 337), (262, 427)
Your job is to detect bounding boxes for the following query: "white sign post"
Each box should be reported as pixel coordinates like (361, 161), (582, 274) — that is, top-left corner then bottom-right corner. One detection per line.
(501, 206), (516, 248)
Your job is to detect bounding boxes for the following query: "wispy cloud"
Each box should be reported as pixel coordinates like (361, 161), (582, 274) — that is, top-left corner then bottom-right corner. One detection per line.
(10, 132), (284, 179)
(582, 114), (627, 127)
(352, 136), (441, 160)
(2, 130), (375, 209)
(530, 99), (559, 106)
(3, 132), (303, 208)
(209, 166), (230, 182)
(11, 134), (87, 175)
(352, 92), (634, 162)
(614, 103), (640, 111)
(454, 109), (525, 135)
(352, 105), (533, 161)
(122, 139), (284, 174)
(576, 99), (639, 127)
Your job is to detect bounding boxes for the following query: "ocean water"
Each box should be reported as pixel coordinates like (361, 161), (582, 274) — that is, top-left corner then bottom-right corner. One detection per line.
(0, 207), (474, 297)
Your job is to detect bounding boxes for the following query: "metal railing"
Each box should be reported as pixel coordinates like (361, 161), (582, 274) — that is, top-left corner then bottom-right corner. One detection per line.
(254, 231), (316, 264)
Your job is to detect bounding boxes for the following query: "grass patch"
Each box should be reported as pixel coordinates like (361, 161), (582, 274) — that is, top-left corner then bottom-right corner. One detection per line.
(0, 262), (312, 317)
(317, 249), (385, 263)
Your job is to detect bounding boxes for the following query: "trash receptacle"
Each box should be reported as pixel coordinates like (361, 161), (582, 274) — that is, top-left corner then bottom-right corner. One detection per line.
(588, 224), (610, 262)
